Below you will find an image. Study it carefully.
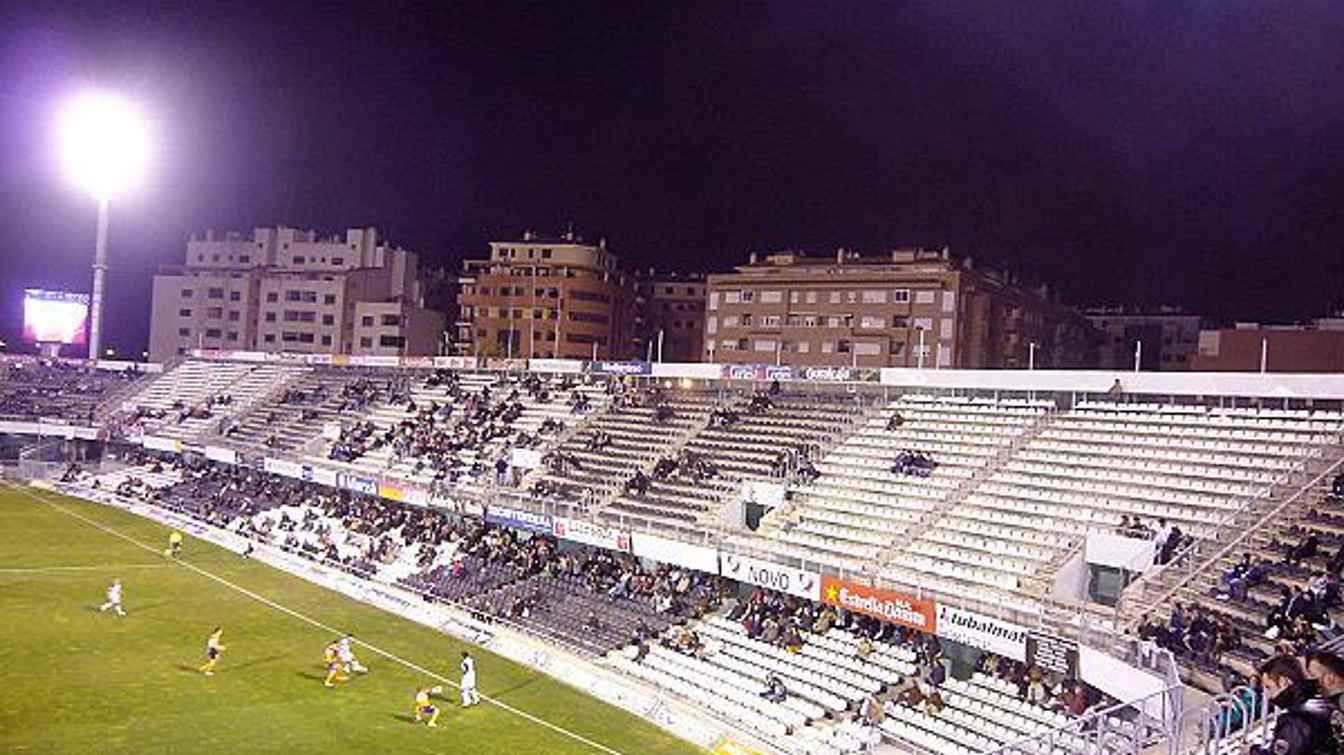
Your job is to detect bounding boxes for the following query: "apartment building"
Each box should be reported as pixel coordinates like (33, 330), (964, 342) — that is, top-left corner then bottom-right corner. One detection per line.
(148, 227), (444, 362)
(456, 231), (641, 360)
(637, 273), (707, 363)
(705, 248), (1096, 369)
(1194, 324), (1344, 373)
(1084, 306), (1202, 371)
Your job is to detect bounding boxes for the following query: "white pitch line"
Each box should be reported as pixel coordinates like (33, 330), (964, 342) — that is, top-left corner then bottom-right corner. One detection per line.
(8, 483), (632, 755)
(0, 563), (171, 574)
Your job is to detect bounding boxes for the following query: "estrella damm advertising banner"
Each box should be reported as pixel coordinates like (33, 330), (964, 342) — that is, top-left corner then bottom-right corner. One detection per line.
(819, 575), (937, 634)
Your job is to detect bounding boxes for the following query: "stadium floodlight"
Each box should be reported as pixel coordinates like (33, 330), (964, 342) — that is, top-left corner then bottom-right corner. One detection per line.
(57, 90), (151, 361)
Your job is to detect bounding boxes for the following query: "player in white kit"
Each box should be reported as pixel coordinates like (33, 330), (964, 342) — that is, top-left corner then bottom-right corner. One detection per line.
(459, 651), (480, 707)
(99, 578), (126, 616)
(338, 635), (368, 674)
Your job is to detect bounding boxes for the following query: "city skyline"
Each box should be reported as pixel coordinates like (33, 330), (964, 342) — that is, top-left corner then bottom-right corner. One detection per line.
(3, 3), (1344, 355)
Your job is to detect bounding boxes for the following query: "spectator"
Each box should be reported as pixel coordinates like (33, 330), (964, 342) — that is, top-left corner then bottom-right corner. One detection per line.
(1252, 655), (1336, 755)
(761, 673), (787, 703)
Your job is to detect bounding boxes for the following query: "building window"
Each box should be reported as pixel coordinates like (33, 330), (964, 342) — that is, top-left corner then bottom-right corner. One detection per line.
(741, 290), (756, 303)
(239, 255), (250, 264)
(266, 292), (278, 303)
(860, 315), (886, 329)
(331, 257), (343, 266)
(265, 312), (276, 323)
(321, 335), (332, 346)
(178, 308), (192, 317)
(761, 315), (781, 327)
(321, 314), (334, 326)
(862, 290), (886, 304)
(760, 290), (783, 304)
(177, 327), (190, 337)
(360, 337), (373, 348)
(181, 288), (194, 298)
(207, 307), (223, 319)
(264, 334), (275, 343)
(361, 316), (374, 327)
(226, 331), (238, 341)
(228, 311), (240, 322)
(285, 290), (302, 302)
(829, 292), (841, 304)
(207, 288), (224, 299)
(323, 294), (336, 305)
(381, 314), (402, 326)
(293, 255), (305, 265)
(837, 339), (852, 353)
(379, 335), (405, 348)
(915, 290), (936, 305)
(205, 328), (222, 338)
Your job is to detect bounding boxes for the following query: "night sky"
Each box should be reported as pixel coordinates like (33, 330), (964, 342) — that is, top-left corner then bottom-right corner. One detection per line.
(3, 2), (1344, 356)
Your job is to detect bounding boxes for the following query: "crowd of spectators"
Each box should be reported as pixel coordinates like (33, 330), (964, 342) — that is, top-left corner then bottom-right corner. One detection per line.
(890, 449), (937, 477)
(1, 358), (142, 422)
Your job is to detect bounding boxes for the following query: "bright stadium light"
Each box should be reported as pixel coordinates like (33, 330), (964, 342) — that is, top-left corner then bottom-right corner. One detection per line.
(56, 90), (151, 361)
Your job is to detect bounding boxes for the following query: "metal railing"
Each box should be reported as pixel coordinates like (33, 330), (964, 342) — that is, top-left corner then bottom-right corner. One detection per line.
(1124, 452), (1344, 631)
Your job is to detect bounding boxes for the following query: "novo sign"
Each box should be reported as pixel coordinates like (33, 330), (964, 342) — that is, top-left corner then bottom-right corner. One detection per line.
(820, 576), (936, 633)
(936, 605), (1029, 661)
(720, 553), (820, 601)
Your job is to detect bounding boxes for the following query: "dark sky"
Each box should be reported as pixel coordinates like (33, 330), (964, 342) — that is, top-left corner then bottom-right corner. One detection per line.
(4, 1), (1344, 356)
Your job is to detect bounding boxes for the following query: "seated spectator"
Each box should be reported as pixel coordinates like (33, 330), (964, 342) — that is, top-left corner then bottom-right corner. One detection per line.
(885, 411), (905, 431)
(1286, 533), (1321, 568)
(761, 673), (787, 704)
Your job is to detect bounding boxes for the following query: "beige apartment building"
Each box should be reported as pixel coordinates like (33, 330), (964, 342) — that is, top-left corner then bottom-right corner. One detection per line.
(148, 227), (444, 362)
(637, 273), (707, 363)
(706, 248), (1096, 369)
(457, 231), (642, 360)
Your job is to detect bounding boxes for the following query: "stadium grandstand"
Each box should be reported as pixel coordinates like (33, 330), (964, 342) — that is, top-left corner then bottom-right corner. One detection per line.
(5, 349), (1344, 755)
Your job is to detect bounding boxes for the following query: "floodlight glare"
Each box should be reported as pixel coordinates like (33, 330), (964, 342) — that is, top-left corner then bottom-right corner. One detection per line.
(58, 91), (150, 200)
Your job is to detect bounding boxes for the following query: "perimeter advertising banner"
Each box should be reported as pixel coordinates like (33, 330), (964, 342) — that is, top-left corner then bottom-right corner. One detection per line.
(336, 471), (378, 496)
(528, 358), (585, 374)
(935, 604), (1029, 661)
(484, 505), (553, 534)
(433, 356), (478, 369)
(720, 553), (821, 601)
(819, 576), (937, 634)
(721, 364), (793, 382)
(583, 360), (652, 376)
(552, 516), (631, 552)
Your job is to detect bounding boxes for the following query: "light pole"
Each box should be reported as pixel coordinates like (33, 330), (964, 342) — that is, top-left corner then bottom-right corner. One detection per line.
(1028, 342), (1037, 371)
(58, 91), (150, 361)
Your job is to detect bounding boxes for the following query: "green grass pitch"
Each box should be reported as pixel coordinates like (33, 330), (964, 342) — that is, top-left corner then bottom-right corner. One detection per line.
(0, 484), (706, 755)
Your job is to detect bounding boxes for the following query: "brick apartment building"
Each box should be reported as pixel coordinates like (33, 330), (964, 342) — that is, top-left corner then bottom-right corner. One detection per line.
(705, 247), (1096, 369)
(147, 227), (444, 362)
(1194, 322), (1344, 373)
(456, 231), (642, 360)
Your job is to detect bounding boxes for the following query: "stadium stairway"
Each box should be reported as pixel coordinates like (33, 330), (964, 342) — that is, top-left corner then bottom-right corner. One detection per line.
(1119, 446), (1344, 688)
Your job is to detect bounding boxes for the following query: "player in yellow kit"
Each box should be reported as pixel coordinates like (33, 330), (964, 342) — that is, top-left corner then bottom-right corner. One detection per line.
(199, 627), (225, 676)
(414, 686), (443, 727)
(323, 640), (348, 687)
(165, 531), (183, 558)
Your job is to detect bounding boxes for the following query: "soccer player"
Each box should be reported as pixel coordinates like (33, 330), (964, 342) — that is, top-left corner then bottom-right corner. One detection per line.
(98, 578), (126, 616)
(460, 651), (480, 707)
(323, 639), (348, 687)
(414, 686), (443, 727)
(199, 627), (225, 676)
(338, 635), (367, 675)
(165, 531), (183, 559)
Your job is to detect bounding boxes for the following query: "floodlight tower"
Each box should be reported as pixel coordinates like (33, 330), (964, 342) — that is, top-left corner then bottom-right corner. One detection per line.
(57, 91), (150, 360)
